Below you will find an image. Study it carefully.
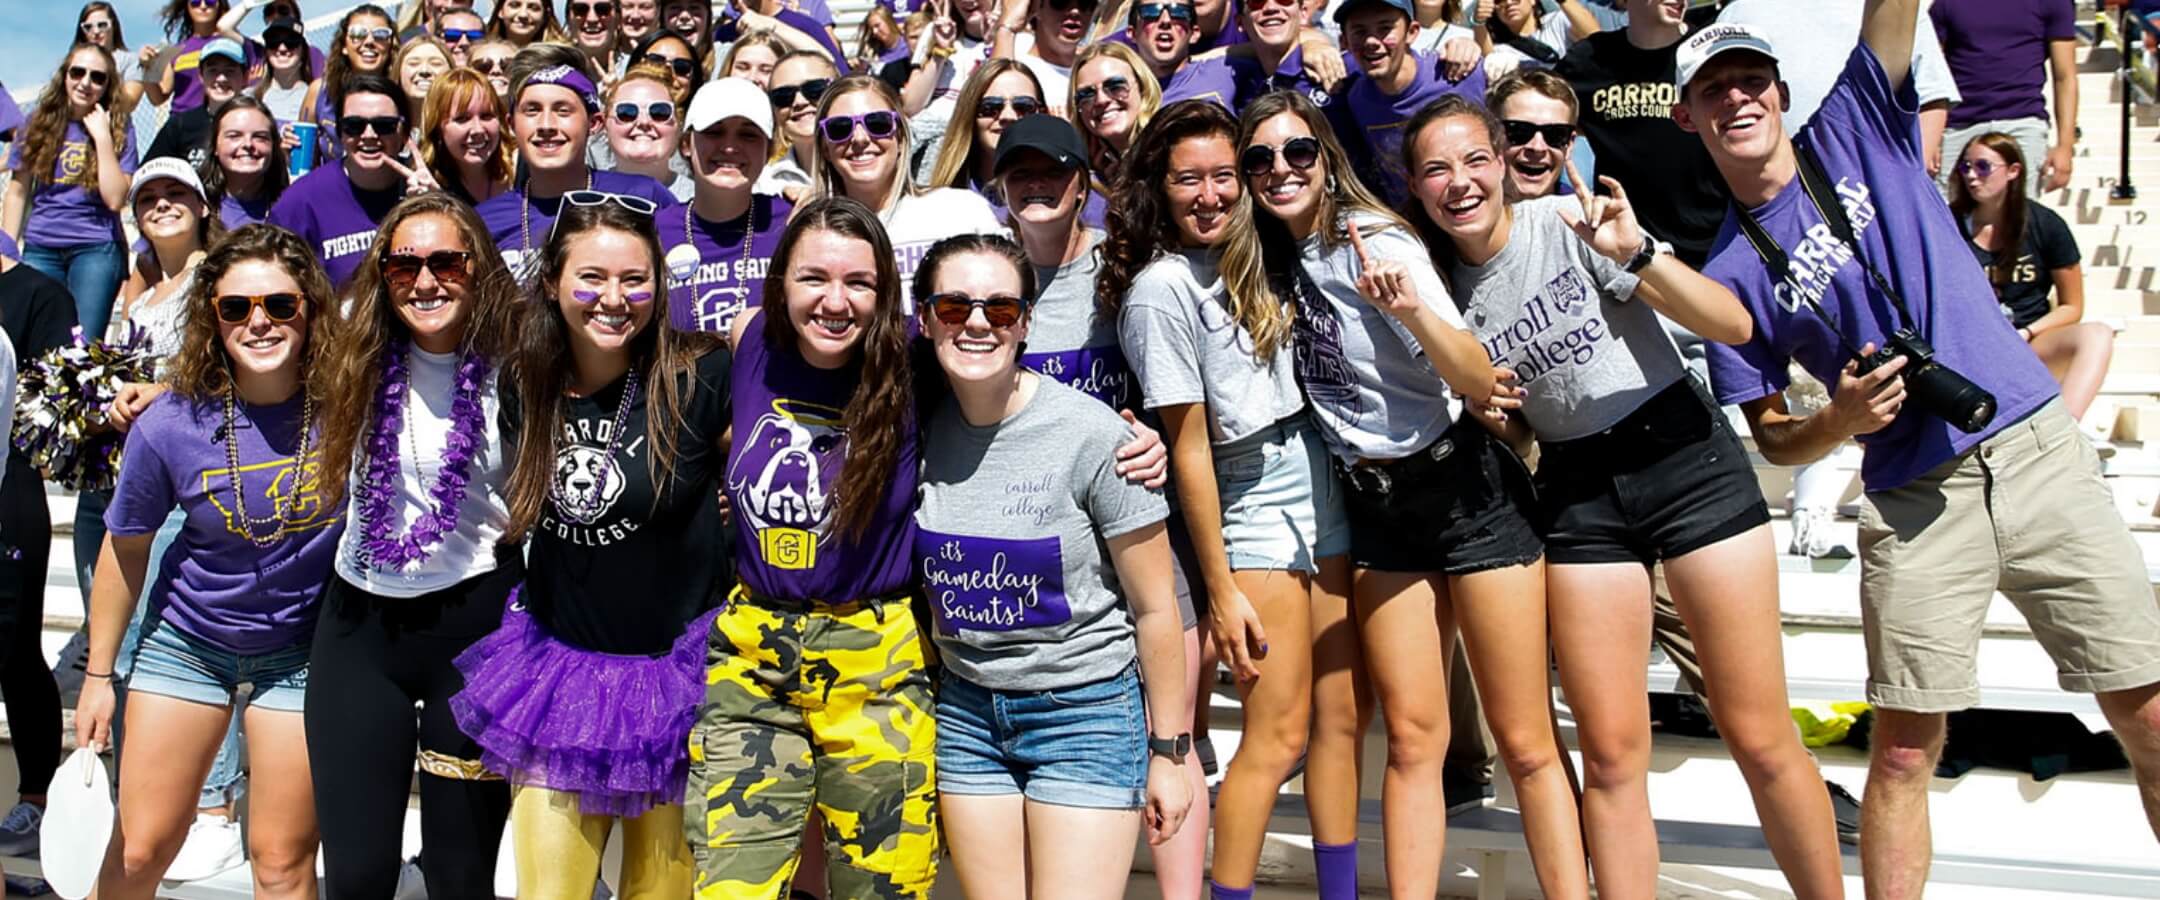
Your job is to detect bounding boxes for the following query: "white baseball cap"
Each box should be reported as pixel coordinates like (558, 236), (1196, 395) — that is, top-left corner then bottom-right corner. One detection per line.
(127, 157), (207, 208)
(685, 77), (773, 138)
(1674, 22), (1780, 95)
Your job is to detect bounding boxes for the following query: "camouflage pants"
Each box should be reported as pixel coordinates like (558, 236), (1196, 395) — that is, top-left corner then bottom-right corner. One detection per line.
(686, 595), (939, 899)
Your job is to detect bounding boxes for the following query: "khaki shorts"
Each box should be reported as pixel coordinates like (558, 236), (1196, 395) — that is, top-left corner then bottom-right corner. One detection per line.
(1859, 399), (2160, 712)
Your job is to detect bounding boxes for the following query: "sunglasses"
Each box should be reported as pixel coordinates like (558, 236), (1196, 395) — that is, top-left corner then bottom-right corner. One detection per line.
(977, 95), (1041, 119)
(563, 189), (659, 216)
(1501, 119), (1574, 149)
(441, 27), (485, 43)
(1239, 136), (1319, 177)
(268, 37), (307, 52)
(1241, 0), (1297, 8)
(1136, 3), (1195, 26)
(66, 65), (111, 88)
(1955, 158), (2002, 179)
(338, 114), (404, 138)
(569, 1), (614, 17)
(346, 25), (394, 42)
(925, 293), (1029, 328)
(80, 20), (112, 32)
(188, 0), (221, 9)
(613, 100), (676, 124)
(1073, 76), (1129, 107)
(768, 78), (831, 108)
(819, 110), (899, 143)
(471, 56), (510, 75)
(216, 293), (305, 324)
(383, 250), (473, 288)
(643, 55), (699, 79)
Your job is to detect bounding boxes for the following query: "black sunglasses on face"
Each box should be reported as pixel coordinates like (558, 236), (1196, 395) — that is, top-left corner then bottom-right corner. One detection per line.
(977, 95), (1041, 119)
(66, 65), (111, 88)
(643, 55), (698, 78)
(471, 57), (510, 75)
(383, 250), (474, 287)
(216, 293), (305, 324)
(338, 115), (405, 138)
(1073, 76), (1129, 107)
(767, 78), (831, 108)
(925, 293), (1029, 328)
(570, 1), (614, 18)
(1239, 136), (1319, 177)
(268, 37), (306, 52)
(819, 110), (898, 143)
(1501, 119), (1575, 149)
(1135, 3), (1195, 26)
(613, 101), (676, 124)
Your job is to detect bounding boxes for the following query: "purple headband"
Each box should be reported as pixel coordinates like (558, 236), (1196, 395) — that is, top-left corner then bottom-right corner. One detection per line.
(520, 65), (601, 113)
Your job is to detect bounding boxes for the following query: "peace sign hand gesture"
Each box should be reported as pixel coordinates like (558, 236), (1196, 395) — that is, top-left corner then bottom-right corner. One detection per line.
(384, 154), (441, 197)
(1555, 159), (1646, 266)
(1349, 220), (1419, 318)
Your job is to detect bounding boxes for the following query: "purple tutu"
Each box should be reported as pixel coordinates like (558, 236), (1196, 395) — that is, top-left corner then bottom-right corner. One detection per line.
(449, 589), (720, 818)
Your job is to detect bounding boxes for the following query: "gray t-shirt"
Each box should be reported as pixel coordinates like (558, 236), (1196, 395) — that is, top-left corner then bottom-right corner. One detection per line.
(1120, 250), (1304, 445)
(1447, 195), (1678, 442)
(915, 378), (1169, 691)
(1020, 230), (1135, 411)
(1290, 215), (1468, 464)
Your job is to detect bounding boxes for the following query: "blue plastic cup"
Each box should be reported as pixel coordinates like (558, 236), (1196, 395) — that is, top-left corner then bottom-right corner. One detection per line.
(289, 121), (318, 176)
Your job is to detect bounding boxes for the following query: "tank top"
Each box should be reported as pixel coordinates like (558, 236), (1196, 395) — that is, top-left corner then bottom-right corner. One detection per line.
(114, 269), (192, 379)
(725, 321), (918, 603)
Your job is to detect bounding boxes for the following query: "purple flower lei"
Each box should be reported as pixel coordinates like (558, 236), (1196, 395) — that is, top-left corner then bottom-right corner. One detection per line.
(355, 338), (493, 572)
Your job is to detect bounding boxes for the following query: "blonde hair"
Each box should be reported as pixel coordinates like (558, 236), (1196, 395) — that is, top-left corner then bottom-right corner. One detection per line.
(809, 75), (919, 209)
(1068, 42), (1161, 189)
(393, 37), (453, 130)
(925, 59), (1043, 193)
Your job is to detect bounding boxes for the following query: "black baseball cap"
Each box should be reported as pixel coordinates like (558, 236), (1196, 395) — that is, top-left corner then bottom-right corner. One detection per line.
(263, 17), (305, 44)
(993, 114), (1088, 177)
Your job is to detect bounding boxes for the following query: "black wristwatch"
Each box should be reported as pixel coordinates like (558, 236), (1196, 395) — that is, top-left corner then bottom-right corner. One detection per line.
(1147, 733), (1192, 762)
(1623, 236), (1670, 274)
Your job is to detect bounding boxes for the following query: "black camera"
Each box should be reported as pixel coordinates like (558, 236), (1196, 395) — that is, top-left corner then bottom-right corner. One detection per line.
(1855, 330), (1997, 433)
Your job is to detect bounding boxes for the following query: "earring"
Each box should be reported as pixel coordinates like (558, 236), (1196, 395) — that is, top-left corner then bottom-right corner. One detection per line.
(1325, 173), (1339, 195)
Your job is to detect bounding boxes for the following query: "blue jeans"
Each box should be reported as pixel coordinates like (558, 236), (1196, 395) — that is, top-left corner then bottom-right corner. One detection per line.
(112, 509), (244, 809)
(19, 241), (125, 340)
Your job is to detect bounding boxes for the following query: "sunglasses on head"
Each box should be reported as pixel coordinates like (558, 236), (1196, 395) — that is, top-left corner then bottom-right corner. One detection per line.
(338, 114), (404, 138)
(216, 293), (304, 324)
(1239, 136), (1319, 177)
(346, 25), (394, 42)
(977, 95), (1041, 119)
(613, 100), (676, 124)
(925, 292), (1029, 328)
(768, 78), (831, 108)
(1073, 75), (1129, 107)
(819, 110), (899, 143)
(1501, 119), (1574, 149)
(1955, 158), (2002, 179)
(570, 1), (614, 18)
(66, 65), (110, 88)
(563, 189), (659, 216)
(383, 250), (473, 288)
(441, 27), (485, 42)
(1136, 3), (1195, 26)
(643, 55), (698, 78)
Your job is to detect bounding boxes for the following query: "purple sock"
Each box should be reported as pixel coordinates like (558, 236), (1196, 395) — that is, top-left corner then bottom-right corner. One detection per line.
(1313, 840), (1359, 900)
(1209, 881), (1255, 900)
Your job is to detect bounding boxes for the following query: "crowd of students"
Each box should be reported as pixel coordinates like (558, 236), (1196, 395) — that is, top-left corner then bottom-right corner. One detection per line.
(0, 1), (2155, 899)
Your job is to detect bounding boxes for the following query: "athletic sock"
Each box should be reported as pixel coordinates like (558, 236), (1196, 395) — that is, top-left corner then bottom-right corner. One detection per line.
(1313, 840), (1360, 900)
(1209, 880), (1256, 900)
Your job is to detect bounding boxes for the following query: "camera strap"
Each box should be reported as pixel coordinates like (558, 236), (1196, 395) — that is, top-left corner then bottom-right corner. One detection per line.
(1732, 145), (1924, 358)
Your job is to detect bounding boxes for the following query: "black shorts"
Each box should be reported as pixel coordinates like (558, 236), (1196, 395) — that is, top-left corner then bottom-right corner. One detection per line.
(1534, 379), (1770, 566)
(1342, 416), (1544, 574)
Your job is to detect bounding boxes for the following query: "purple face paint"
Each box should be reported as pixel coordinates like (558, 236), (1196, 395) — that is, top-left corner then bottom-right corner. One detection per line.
(570, 289), (655, 304)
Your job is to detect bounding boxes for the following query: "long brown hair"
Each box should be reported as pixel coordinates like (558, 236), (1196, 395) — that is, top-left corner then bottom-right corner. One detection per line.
(1223, 90), (1412, 360)
(502, 200), (717, 539)
(486, 0), (569, 44)
(16, 45), (129, 192)
(925, 59), (1044, 193)
(166, 224), (340, 406)
(757, 197), (914, 541)
(322, 5), (396, 121)
(200, 95), (292, 210)
(1069, 42), (1161, 187)
(76, 2), (130, 51)
(1097, 99), (1237, 321)
(1398, 93), (1508, 272)
(315, 195), (523, 510)
(160, 0), (226, 41)
(1948, 131), (2030, 290)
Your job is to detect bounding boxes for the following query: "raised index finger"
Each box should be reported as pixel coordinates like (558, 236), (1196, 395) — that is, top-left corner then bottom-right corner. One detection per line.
(1565, 157), (1595, 214)
(1347, 219), (1373, 270)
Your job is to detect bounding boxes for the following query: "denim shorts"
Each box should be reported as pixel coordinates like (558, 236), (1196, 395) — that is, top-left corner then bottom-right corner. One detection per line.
(1341, 416), (1543, 574)
(935, 666), (1148, 809)
(1213, 416), (1351, 574)
(125, 616), (310, 713)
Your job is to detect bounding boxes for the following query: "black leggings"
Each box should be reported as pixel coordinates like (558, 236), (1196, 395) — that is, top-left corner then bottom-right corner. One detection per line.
(0, 462), (61, 798)
(306, 555), (520, 900)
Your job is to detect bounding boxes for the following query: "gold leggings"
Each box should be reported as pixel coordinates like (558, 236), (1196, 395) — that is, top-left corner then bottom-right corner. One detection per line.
(508, 786), (695, 900)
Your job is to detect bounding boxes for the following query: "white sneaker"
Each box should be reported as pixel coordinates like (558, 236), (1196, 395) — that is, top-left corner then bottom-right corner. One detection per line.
(0, 801), (43, 857)
(392, 857), (428, 900)
(163, 813), (245, 881)
(1788, 506), (1855, 560)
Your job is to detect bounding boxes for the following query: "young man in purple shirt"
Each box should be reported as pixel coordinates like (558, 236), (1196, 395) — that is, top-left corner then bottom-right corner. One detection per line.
(1128, 0), (1240, 109)
(1676, 5), (2160, 895)
(1931, 0), (2077, 198)
(1331, 0), (1487, 207)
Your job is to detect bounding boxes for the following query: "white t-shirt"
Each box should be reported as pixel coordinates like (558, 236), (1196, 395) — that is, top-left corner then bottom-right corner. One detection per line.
(334, 347), (512, 597)
(922, 37), (990, 122)
(882, 186), (1005, 311)
(1012, 33), (1074, 102)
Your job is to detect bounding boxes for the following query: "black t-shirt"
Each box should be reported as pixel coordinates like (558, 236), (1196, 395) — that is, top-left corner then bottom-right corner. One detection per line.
(1, 261), (79, 473)
(1970, 203), (2079, 330)
(145, 106), (212, 169)
(504, 346), (734, 655)
(1558, 29), (1730, 267)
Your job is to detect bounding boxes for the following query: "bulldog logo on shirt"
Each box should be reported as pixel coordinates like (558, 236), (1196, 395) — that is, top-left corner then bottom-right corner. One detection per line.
(551, 444), (625, 525)
(728, 398), (846, 570)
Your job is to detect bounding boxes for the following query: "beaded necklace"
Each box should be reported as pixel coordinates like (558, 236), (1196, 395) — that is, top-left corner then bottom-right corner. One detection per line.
(222, 385), (316, 548)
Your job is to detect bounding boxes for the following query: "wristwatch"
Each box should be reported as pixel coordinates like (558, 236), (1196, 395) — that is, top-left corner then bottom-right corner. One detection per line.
(1148, 733), (1192, 763)
(1623, 236), (1671, 274)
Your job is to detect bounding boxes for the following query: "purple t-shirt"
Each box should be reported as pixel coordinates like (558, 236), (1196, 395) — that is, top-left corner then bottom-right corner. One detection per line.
(726, 321), (918, 603)
(1702, 46), (2058, 492)
(1161, 57), (1239, 109)
(660, 193), (792, 334)
(170, 35), (266, 114)
(1228, 45), (1336, 110)
(477, 169), (676, 281)
(105, 392), (342, 655)
(266, 163), (402, 288)
(6, 121), (138, 248)
(1932, 0), (2074, 129)
(1341, 51), (1487, 206)
(0, 85), (22, 140)
(220, 191), (276, 230)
